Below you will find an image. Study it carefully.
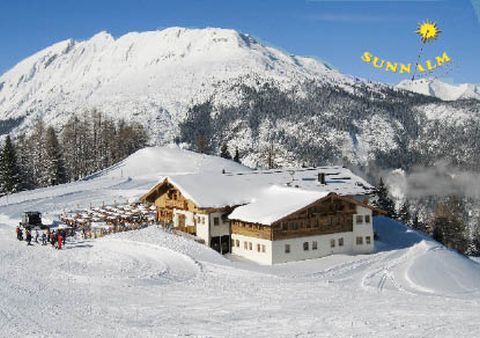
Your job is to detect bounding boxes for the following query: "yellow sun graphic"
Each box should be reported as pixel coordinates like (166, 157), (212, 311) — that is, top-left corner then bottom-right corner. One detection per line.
(416, 21), (441, 43)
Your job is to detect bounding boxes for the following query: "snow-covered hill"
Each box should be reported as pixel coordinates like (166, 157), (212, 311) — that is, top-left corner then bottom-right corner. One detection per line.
(397, 78), (480, 101)
(0, 27), (349, 142)
(0, 148), (479, 336)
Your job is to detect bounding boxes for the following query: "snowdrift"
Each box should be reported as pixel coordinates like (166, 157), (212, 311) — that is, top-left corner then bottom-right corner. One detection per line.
(374, 216), (480, 296)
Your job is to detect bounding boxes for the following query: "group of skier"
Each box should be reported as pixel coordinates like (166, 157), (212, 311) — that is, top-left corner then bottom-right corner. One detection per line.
(15, 226), (65, 249)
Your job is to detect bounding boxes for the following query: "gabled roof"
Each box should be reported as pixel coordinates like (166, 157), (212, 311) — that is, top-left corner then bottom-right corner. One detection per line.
(141, 166), (374, 209)
(227, 187), (382, 226)
(227, 186), (332, 226)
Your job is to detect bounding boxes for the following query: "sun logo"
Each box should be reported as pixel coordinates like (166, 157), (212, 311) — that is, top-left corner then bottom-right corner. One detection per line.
(416, 20), (441, 43)
(361, 19), (451, 80)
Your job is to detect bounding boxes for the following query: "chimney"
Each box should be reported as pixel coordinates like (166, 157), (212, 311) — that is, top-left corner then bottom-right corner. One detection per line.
(318, 173), (326, 185)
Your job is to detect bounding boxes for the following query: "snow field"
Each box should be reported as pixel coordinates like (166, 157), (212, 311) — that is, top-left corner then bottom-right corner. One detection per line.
(0, 147), (479, 336)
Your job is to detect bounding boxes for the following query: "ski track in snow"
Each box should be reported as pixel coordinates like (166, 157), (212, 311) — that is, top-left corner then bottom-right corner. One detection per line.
(1, 148), (480, 337)
(1, 224), (480, 337)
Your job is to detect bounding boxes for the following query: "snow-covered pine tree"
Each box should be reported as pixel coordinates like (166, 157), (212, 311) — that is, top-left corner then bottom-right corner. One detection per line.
(411, 212), (427, 233)
(29, 119), (48, 187)
(373, 177), (396, 219)
(44, 126), (67, 186)
(467, 224), (480, 256)
(0, 135), (23, 194)
(220, 143), (231, 159)
(233, 147), (240, 163)
(15, 134), (35, 190)
(115, 119), (148, 162)
(398, 200), (412, 225)
(432, 196), (468, 254)
(62, 115), (83, 180)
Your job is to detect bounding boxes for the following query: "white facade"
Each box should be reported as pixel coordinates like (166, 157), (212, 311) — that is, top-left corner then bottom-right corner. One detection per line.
(171, 201), (375, 265)
(195, 213), (210, 245)
(351, 205), (375, 255)
(231, 205), (375, 265)
(172, 209), (230, 247)
(209, 212), (230, 238)
(231, 234), (273, 265)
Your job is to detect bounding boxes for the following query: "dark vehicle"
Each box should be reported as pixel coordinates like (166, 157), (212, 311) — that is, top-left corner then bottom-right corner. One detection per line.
(20, 211), (45, 229)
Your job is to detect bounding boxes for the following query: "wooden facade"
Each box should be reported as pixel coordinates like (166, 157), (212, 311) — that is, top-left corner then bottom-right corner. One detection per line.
(231, 220), (272, 240)
(231, 195), (362, 240)
(142, 180), (201, 225)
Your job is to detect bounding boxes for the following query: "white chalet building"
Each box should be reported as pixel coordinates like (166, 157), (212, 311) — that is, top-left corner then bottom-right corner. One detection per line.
(141, 167), (381, 265)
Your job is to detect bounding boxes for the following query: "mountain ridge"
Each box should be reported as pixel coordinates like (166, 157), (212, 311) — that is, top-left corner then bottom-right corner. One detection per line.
(397, 78), (480, 101)
(0, 26), (479, 172)
(0, 27), (351, 143)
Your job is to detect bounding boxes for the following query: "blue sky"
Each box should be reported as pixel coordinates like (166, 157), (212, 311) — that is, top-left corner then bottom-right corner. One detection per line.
(0, 0), (478, 84)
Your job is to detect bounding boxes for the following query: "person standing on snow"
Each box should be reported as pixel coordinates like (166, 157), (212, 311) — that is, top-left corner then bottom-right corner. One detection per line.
(25, 229), (32, 246)
(57, 232), (63, 250)
(35, 229), (39, 243)
(50, 231), (56, 247)
(16, 226), (21, 241)
(41, 232), (47, 245)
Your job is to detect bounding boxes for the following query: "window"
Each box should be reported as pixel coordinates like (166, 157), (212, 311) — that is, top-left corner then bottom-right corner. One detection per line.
(249, 242), (252, 251)
(303, 242), (309, 251)
(235, 239), (239, 247)
(366, 236), (371, 245)
(356, 237), (363, 245)
(244, 241), (248, 250)
(356, 215), (363, 224)
(330, 239), (335, 248)
(338, 238), (344, 247)
(213, 217), (220, 226)
(292, 223), (299, 230)
(257, 244), (261, 252)
(261, 245), (266, 253)
(285, 244), (290, 253)
(365, 215), (371, 224)
(282, 222), (288, 231)
(312, 241), (318, 250)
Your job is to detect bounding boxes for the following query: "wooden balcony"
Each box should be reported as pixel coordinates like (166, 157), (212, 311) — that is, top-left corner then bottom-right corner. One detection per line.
(165, 199), (187, 209)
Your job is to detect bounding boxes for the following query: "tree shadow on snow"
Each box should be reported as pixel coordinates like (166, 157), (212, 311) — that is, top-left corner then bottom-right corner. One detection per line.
(373, 216), (430, 252)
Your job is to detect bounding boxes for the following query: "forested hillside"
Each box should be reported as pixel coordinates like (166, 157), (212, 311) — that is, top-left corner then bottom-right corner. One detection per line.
(0, 111), (147, 194)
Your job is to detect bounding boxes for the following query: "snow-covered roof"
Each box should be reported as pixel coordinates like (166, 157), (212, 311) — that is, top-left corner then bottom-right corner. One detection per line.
(143, 166), (373, 209)
(228, 186), (331, 225)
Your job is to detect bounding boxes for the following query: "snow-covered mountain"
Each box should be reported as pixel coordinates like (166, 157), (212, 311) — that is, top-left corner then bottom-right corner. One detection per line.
(0, 27), (350, 142)
(397, 78), (480, 101)
(1, 26), (479, 172)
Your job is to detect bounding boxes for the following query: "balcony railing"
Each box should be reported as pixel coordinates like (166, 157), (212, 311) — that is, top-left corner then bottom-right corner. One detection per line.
(165, 199), (187, 209)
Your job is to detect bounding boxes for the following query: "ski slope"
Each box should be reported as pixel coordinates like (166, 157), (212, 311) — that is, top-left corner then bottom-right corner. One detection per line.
(1, 147), (480, 337)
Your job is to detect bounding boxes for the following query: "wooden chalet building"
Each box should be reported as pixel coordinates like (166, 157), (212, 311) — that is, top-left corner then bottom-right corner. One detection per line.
(228, 187), (378, 264)
(140, 167), (381, 264)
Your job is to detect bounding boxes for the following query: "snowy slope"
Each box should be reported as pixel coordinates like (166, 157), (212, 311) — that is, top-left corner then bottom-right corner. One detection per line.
(0, 27), (349, 142)
(0, 145), (250, 221)
(92, 144), (250, 179)
(397, 78), (480, 101)
(1, 148), (480, 336)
